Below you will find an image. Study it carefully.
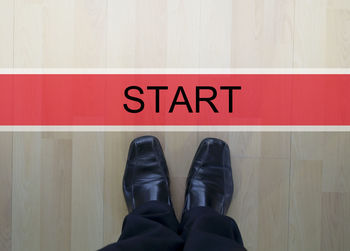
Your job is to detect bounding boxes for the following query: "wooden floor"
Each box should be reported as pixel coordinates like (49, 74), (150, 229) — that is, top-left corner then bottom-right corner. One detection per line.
(0, 0), (350, 251)
(1, 132), (349, 251)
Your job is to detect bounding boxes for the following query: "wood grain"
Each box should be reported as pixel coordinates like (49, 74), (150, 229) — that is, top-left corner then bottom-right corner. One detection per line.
(228, 158), (259, 251)
(0, 133), (12, 250)
(231, 0), (294, 67)
(4, 131), (350, 251)
(41, 0), (75, 67)
(14, 0), (44, 67)
(293, 0), (328, 67)
(8, 0), (350, 68)
(257, 159), (289, 251)
(294, 0), (350, 67)
(288, 160), (323, 251)
(164, 132), (198, 219)
(12, 133), (41, 251)
(321, 192), (345, 251)
(322, 133), (350, 193)
(71, 132), (104, 251)
(107, 0), (167, 68)
(103, 133), (128, 246)
(40, 138), (72, 251)
(326, 8), (350, 67)
(0, 0), (13, 67)
(74, 0), (107, 67)
(166, 0), (201, 68)
(199, 0), (232, 67)
(290, 133), (350, 251)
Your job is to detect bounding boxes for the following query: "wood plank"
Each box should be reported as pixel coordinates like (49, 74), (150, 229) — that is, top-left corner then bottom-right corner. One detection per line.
(71, 132), (104, 251)
(14, 0), (75, 67)
(164, 132), (198, 218)
(288, 160), (323, 251)
(103, 133), (129, 246)
(228, 158), (259, 251)
(290, 132), (350, 251)
(107, 0), (167, 67)
(294, 0), (327, 67)
(228, 158), (289, 251)
(106, 0), (137, 67)
(321, 192), (345, 251)
(322, 133), (350, 193)
(41, 0), (75, 67)
(14, 0), (106, 67)
(231, 0), (294, 67)
(40, 138), (72, 251)
(0, 0), (13, 67)
(166, 0), (200, 67)
(291, 132), (338, 161)
(74, 0), (107, 67)
(12, 133), (41, 251)
(294, 0), (350, 67)
(344, 194), (350, 250)
(0, 133), (12, 250)
(164, 132), (198, 179)
(326, 4), (350, 67)
(14, 0), (44, 67)
(257, 159), (289, 251)
(199, 0), (232, 67)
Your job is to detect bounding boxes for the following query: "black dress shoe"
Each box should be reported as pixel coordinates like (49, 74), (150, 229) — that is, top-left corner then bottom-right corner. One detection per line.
(123, 136), (172, 212)
(183, 138), (233, 215)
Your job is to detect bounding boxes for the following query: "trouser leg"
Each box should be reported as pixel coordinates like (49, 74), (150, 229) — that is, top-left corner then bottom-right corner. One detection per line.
(100, 201), (183, 251)
(180, 207), (246, 251)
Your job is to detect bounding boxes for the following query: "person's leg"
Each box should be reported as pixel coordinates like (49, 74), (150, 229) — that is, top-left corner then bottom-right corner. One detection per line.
(180, 138), (246, 251)
(100, 136), (183, 251)
(180, 207), (245, 251)
(100, 201), (183, 251)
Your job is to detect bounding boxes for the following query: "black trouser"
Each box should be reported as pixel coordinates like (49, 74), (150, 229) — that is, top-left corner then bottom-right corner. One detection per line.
(100, 201), (246, 251)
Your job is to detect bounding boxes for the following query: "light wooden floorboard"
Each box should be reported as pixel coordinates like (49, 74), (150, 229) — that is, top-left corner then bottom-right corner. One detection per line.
(0, 0), (13, 67)
(294, 0), (350, 67)
(231, 0), (294, 67)
(289, 133), (350, 251)
(12, 133), (41, 251)
(71, 133), (104, 251)
(107, 0), (167, 68)
(288, 159), (323, 251)
(40, 137), (72, 251)
(103, 133), (127, 246)
(166, 0), (201, 68)
(1, 132), (349, 251)
(7, 0), (350, 68)
(0, 133), (12, 250)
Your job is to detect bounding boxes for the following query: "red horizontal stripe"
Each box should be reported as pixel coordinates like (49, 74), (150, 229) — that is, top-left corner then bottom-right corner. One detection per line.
(0, 74), (349, 126)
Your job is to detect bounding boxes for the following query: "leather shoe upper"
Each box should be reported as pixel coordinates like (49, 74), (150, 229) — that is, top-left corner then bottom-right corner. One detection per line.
(183, 138), (233, 215)
(123, 136), (172, 212)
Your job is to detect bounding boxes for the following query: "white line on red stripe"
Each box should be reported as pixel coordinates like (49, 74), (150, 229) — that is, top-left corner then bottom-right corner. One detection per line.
(1, 68), (350, 74)
(0, 126), (350, 132)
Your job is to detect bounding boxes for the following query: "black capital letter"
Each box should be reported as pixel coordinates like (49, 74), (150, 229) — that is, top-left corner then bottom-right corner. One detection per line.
(169, 86), (193, 113)
(196, 86), (218, 113)
(124, 86), (144, 113)
(220, 86), (242, 113)
(147, 86), (168, 113)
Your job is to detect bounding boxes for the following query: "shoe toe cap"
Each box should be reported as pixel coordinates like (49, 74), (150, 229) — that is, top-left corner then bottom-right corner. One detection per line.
(128, 135), (162, 160)
(197, 138), (230, 167)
